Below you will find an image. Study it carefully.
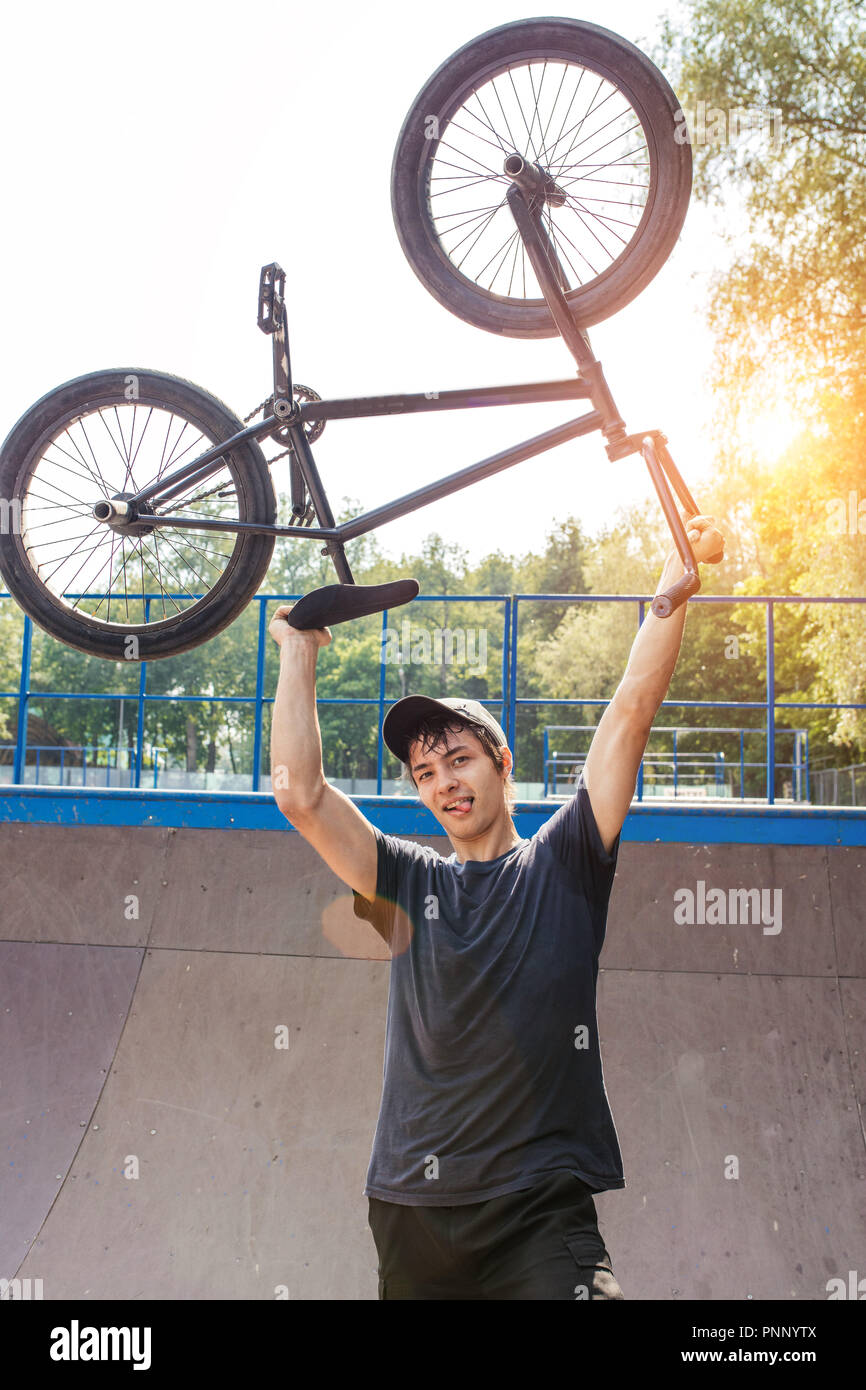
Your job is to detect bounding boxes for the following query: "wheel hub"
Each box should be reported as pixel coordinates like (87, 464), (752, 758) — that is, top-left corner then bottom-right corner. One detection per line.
(92, 493), (156, 537)
(503, 154), (567, 208)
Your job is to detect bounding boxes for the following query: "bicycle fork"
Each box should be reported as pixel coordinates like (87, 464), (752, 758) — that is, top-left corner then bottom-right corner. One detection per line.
(505, 181), (702, 618)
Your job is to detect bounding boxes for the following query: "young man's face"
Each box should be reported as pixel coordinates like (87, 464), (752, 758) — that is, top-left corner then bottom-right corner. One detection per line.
(407, 724), (512, 836)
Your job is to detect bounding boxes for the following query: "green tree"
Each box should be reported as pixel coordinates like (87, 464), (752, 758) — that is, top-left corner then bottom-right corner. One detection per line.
(659, 0), (866, 771)
(659, 0), (866, 412)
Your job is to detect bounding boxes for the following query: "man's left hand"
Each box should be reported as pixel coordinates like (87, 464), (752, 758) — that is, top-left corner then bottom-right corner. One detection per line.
(685, 514), (725, 564)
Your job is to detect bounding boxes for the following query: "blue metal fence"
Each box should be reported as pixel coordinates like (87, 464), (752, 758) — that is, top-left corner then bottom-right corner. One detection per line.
(542, 724), (810, 801)
(0, 742), (166, 788)
(505, 593), (866, 805)
(2, 590), (864, 804)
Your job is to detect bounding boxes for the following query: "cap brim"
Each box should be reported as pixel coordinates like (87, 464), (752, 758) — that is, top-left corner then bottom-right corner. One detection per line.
(382, 695), (457, 765)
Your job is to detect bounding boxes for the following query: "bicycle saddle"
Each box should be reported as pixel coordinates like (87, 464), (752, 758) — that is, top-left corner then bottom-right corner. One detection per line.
(286, 579), (419, 630)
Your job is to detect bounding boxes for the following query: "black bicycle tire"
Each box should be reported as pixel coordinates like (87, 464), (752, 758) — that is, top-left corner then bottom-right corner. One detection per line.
(0, 370), (277, 661)
(391, 17), (692, 337)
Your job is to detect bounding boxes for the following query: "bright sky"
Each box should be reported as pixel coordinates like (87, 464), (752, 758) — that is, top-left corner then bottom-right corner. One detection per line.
(0, 0), (792, 571)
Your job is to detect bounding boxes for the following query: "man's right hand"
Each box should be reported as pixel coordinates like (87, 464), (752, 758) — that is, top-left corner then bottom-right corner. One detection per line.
(268, 604), (332, 650)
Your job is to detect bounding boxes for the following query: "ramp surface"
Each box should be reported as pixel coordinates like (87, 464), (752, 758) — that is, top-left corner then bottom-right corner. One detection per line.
(1, 822), (863, 1300)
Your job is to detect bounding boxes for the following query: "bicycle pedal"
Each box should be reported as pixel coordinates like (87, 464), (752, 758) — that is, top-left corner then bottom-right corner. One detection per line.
(287, 580), (419, 630)
(258, 262), (286, 334)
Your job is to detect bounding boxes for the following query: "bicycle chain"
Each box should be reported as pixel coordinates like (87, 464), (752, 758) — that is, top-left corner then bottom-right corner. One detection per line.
(180, 385), (325, 508)
(243, 384), (326, 442)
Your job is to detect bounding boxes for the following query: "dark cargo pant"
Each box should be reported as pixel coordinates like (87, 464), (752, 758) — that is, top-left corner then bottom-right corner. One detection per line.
(368, 1171), (624, 1300)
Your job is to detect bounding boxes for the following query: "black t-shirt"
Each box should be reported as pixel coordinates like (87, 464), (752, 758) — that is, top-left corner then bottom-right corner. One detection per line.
(352, 775), (624, 1205)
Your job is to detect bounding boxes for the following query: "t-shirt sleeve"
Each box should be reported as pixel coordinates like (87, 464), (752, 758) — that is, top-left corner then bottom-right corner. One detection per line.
(534, 772), (620, 922)
(351, 825), (423, 948)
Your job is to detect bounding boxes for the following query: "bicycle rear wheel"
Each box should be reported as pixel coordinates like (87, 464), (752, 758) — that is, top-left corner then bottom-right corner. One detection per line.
(0, 370), (277, 661)
(392, 18), (692, 337)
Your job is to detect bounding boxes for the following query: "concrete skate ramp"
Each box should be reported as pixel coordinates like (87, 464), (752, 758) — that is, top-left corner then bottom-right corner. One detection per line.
(1, 821), (863, 1300)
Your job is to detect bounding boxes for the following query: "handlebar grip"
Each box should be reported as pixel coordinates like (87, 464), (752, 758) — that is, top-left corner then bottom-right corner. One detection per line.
(651, 570), (701, 619)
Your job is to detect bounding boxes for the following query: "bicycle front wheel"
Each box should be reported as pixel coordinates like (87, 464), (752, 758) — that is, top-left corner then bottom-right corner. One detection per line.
(392, 17), (692, 337)
(0, 370), (277, 661)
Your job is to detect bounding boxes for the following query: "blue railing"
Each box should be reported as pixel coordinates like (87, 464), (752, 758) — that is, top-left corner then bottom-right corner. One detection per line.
(542, 724), (811, 800)
(2, 591), (864, 804)
(0, 742), (166, 788)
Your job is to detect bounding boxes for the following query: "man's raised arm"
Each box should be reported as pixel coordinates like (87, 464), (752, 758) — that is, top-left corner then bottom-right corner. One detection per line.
(269, 606), (378, 903)
(583, 515), (725, 852)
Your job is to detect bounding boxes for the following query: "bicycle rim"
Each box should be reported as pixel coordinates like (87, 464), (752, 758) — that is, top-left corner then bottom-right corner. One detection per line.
(426, 56), (655, 306)
(15, 400), (259, 634)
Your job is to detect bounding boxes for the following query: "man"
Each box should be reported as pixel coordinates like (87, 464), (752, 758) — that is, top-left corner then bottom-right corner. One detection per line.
(269, 515), (724, 1300)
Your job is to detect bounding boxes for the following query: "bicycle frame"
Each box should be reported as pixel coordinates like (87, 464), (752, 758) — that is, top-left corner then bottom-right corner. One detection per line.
(113, 187), (704, 618)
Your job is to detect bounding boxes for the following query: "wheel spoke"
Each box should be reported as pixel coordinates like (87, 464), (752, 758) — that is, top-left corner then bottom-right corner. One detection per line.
(26, 472), (98, 512)
(88, 538), (186, 618)
(526, 60), (549, 165)
(443, 116), (512, 160)
(452, 197), (510, 271)
(424, 53), (653, 308)
(127, 406), (155, 482)
(442, 201), (511, 253)
(431, 140), (503, 181)
(133, 536), (188, 616)
(555, 121), (646, 182)
(24, 490), (93, 518)
(107, 528), (126, 624)
(488, 74), (522, 159)
(482, 227), (522, 293)
(505, 230), (523, 297)
(429, 155), (505, 184)
(537, 62), (571, 164)
(558, 147), (650, 186)
(545, 206), (583, 288)
(25, 527), (108, 548)
(546, 208), (600, 280)
(564, 191), (636, 241)
(542, 77), (613, 171)
(40, 528), (113, 592)
(16, 399), (250, 633)
(506, 65), (541, 163)
(429, 173), (505, 195)
(464, 89), (511, 157)
(142, 525), (218, 594)
(42, 436), (111, 497)
(68, 419), (115, 499)
(97, 408), (137, 482)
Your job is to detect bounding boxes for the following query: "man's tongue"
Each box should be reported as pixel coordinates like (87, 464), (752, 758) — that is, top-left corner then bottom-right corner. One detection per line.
(447, 798), (473, 815)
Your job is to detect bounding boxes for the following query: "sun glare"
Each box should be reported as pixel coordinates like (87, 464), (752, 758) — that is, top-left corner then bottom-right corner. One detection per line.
(745, 402), (804, 463)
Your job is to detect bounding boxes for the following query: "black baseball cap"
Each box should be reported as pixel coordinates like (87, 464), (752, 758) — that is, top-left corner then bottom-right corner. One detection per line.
(383, 695), (508, 767)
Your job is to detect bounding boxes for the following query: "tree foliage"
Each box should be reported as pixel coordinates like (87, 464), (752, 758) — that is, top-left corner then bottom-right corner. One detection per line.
(659, 0), (866, 412)
(658, 0), (866, 761)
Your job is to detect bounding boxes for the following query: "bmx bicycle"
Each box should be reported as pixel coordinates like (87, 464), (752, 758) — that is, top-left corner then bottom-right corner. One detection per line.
(0, 17), (706, 663)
